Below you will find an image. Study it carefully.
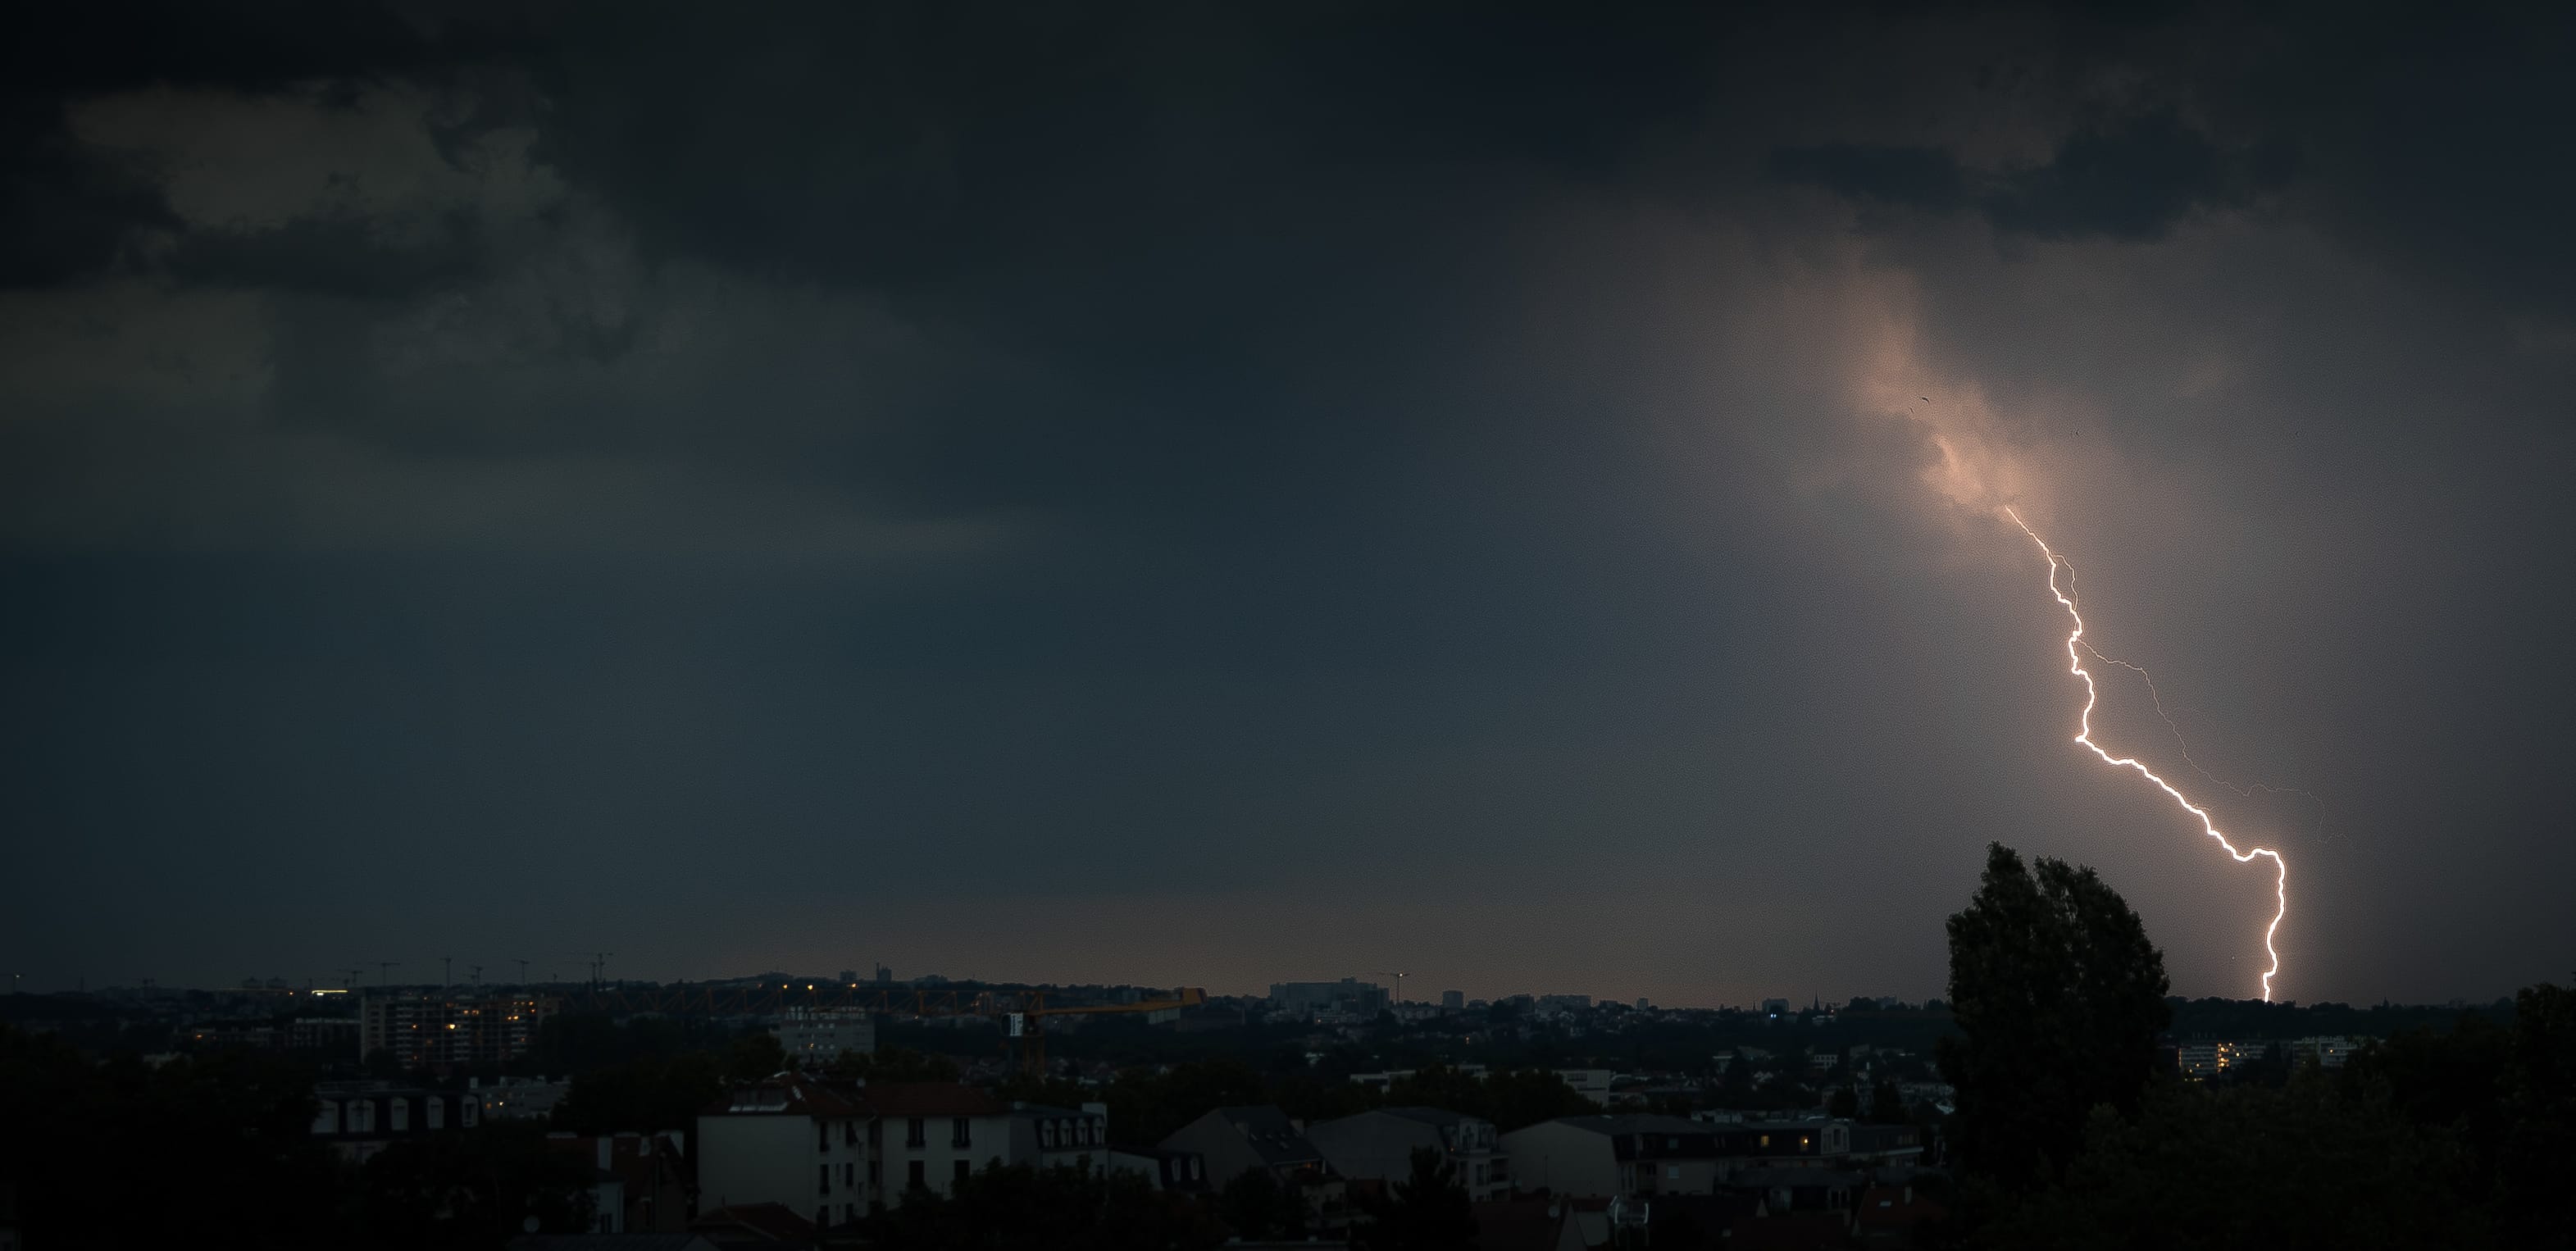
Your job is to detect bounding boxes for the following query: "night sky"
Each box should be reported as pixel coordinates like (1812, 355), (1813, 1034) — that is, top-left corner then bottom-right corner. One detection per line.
(5, 2), (2569, 1006)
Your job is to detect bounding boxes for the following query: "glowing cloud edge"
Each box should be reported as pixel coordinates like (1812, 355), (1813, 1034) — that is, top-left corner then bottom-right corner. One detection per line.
(2005, 507), (2288, 1002)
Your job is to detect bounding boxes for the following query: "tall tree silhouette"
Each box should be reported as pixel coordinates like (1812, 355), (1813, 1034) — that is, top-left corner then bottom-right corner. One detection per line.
(1938, 843), (2170, 1191)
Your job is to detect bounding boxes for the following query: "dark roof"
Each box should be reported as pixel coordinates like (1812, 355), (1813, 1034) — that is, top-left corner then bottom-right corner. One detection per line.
(1372, 1106), (1472, 1129)
(1730, 1211), (1856, 1251)
(1728, 1167), (1871, 1190)
(1530, 1115), (1736, 1160)
(691, 1203), (815, 1243)
(510, 1238), (715, 1251)
(699, 1075), (861, 1119)
(1853, 1184), (1946, 1231)
(1537, 1114), (1706, 1137)
(858, 1082), (1005, 1117)
(1213, 1105), (1325, 1167)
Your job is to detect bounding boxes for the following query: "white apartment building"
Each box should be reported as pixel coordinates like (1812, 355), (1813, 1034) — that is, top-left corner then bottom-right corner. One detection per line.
(696, 1076), (1017, 1233)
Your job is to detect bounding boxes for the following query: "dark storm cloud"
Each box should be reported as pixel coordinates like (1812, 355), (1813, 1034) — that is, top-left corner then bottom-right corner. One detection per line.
(0, 0), (517, 289)
(1771, 111), (2294, 241)
(2, 1), (2571, 1003)
(166, 211), (488, 300)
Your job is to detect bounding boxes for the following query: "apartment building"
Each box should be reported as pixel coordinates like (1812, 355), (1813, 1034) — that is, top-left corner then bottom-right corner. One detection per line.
(695, 1076), (1015, 1233)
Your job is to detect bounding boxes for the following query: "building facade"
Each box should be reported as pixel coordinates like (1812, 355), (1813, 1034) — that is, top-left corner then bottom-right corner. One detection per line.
(695, 1076), (1017, 1233)
(359, 993), (558, 1067)
(777, 1007), (876, 1067)
(1307, 1107), (1509, 1202)
(308, 1080), (484, 1162)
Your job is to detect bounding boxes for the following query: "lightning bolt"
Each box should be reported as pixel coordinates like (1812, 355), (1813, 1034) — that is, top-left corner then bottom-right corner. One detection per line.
(2078, 637), (2333, 845)
(2005, 507), (2288, 1001)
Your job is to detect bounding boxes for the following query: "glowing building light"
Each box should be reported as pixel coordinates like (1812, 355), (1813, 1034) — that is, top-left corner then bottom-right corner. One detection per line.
(2005, 508), (2289, 1001)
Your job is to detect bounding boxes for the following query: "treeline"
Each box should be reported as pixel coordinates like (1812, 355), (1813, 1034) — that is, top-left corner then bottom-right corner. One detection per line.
(0, 1026), (603, 1249)
(1940, 844), (2576, 1249)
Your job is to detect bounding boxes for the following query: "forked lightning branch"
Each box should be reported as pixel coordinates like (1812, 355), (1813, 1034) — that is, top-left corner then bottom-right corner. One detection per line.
(2005, 508), (2290, 1001)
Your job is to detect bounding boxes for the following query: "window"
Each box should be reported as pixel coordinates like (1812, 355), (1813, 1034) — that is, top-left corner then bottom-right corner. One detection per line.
(845, 1203), (857, 1223)
(817, 1206), (829, 1230)
(907, 1117), (926, 1148)
(819, 1126), (831, 1153)
(951, 1117), (971, 1149)
(845, 1121), (858, 1146)
(843, 1162), (853, 1186)
(1041, 1122), (1056, 1149)
(868, 1160), (881, 1185)
(819, 1163), (831, 1194)
(953, 1159), (971, 1185)
(868, 1119), (881, 1147)
(908, 1160), (926, 1190)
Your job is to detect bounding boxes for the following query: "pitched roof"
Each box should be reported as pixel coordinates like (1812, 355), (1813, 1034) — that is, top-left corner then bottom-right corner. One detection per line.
(1540, 1114), (1708, 1136)
(699, 1074), (861, 1119)
(691, 1203), (815, 1243)
(1372, 1105), (1472, 1129)
(1209, 1105), (1325, 1166)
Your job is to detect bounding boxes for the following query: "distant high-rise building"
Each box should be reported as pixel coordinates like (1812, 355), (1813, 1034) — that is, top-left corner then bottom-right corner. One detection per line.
(1440, 990), (1465, 1011)
(874, 964), (894, 986)
(360, 992), (558, 1068)
(779, 1006), (877, 1066)
(1635, 997), (1651, 1011)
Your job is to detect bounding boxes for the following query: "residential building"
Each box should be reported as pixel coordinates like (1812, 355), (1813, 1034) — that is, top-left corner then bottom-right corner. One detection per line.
(2178, 1039), (2273, 1079)
(1307, 1107), (1509, 1202)
(546, 1132), (696, 1234)
(2289, 1035), (2355, 1069)
(360, 992), (558, 1068)
(776, 1006), (876, 1067)
(477, 1076), (572, 1121)
(695, 1075), (1015, 1233)
(1005, 1101), (1110, 1174)
(289, 1016), (361, 1052)
(1440, 990), (1465, 1011)
(1104, 1147), (1209, 1193)
(1500, 1115), (1736, 1198)
(1160, 1105), (1349, 1226)
(1553, 1069), (1615, 1107)
(309, 1080), (483, 1163)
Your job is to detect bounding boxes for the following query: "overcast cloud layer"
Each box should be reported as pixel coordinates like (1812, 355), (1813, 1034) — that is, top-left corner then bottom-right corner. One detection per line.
(4, 2), (2569, 1004)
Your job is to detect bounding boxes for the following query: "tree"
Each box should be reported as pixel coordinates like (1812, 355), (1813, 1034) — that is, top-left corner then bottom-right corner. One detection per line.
(723, 1030), (787, 1084)
(828, 1045), (960, 1085)
(1868, 1077), (1909, 1124)
(1217, 1167), (1307, 1241)
(1828, 1082), (1860, 1119)
(552, 1049), (723, 1135)
(1937, 843), (2170, 1192)
(358, 1121), (601, 1249)
(1982, 1072), (2477, 1251)
(1354, 1146), (1477, 1251)
(865, 1162), (1223, 1250)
